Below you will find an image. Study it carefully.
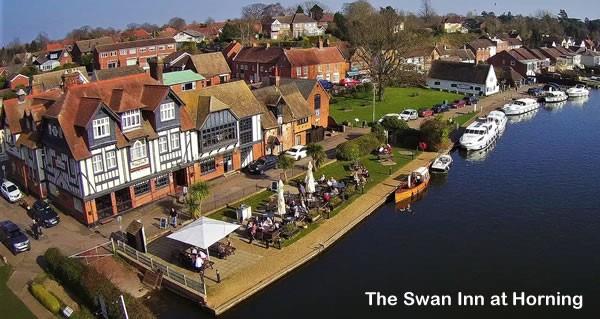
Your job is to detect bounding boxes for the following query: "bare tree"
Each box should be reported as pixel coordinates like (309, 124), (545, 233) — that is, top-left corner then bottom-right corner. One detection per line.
(263, 3), (286, 18)
(349, 6), (417, 102)
(419, 0), (436, 23)
(168, 17), (187, 30)
(240, 3), (266, 45)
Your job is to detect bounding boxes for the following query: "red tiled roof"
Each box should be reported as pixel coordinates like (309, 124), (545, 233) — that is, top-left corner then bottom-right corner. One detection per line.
(284, 47), (346, 66)
(234, 47), (285, 64)
(2, 90), (63, 134)
(46, 42), (65, 52)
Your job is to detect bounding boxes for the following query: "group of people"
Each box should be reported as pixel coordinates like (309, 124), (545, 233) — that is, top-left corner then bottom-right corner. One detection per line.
(351, 164), (369, 186)
(186, 246), (208, 272)
(247, 216), (281, 244)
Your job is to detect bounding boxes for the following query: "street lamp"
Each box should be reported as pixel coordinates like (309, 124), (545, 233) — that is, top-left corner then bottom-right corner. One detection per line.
(372, 82), (377, 123)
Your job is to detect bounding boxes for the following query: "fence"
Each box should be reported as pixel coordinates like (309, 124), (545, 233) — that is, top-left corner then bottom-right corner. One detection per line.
(69, 241), (114, 265)
(114, 239), (206, 296)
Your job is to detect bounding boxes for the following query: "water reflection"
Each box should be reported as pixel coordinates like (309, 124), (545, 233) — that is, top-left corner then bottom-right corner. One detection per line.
(506, 108), (539, 123)
(569, 96), (590, 106)
(543, 100), (567, 112)
(395, 189), (428, 212)
(430, 172), (449, 187)
(458, 140), (498, 162)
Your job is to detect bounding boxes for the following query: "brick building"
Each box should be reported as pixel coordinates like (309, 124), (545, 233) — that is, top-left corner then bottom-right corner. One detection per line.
(94, 38), (176, 70)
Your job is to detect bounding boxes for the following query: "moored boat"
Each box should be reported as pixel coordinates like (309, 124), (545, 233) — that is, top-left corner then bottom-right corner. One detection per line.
(502, 98), (539, 116)
(487, 110), (507, 134)
(459, 118), (498, 151)
(566, 84), (589, 97)
(544, 91), (568, 103)
(430, 155), (453, 173)
(395, 167), (430, 203)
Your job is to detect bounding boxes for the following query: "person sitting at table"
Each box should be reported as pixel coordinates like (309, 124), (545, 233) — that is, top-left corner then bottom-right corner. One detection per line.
(319, 174), (326, 183)
(191, 247), (198, 255)
(199, 250), (207, 260)
(194, 254), (203, 271)
(323, 192), (331, 203)
(363, 169), (370, 178)
(331, 187), (339, 196)
(248, 223), (257, 244)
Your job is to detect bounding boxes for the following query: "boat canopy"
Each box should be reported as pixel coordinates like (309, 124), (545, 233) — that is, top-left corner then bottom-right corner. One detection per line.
(413, 167), (429, 177)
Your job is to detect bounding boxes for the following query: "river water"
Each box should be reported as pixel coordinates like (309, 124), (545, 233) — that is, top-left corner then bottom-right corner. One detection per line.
(151, 91), (600, 318)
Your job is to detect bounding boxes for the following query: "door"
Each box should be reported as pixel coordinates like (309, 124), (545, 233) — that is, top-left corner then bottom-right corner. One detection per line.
(224, 154), (233, 173)
(173, 169), (187, 187)
(295, 134), (302, 146)
(241, 147), (253, 168)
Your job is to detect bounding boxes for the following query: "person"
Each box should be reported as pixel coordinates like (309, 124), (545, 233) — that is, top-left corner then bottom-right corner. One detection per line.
(199, 250), (207, 260)
(323, 192), (331, 203)
(32, 219), (39, 240)
(190, 247), (198, 255)
(194, 254), (203, 271)
(299, 183), (305, 196)
(319, 174), (326, 183)
(170, 208), (178, 228)
(249, 223), (257, 244)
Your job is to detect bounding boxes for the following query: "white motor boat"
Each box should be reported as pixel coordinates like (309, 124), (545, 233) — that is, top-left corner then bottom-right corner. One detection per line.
(507, 108), (539, 124)
(487, 110), (507, 134)
(502, 98), (539, 116)
(459, 118), (498, 151)
(544, 90), (568, 103)
(430, 155), (453, 173)
(566, 84), (589, 97)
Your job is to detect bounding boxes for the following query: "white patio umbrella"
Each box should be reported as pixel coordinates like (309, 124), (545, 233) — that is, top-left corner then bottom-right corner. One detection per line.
(277, 179), (286, 216)
(304, 161), (316, 194)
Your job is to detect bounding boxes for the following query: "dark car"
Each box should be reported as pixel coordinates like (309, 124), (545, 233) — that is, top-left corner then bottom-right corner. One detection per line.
(431, 103), (450, 113)
(463, 95), (479, 105)
(318, 80), (333, 91)
(528, 87), (544, 97)
(0, 220), (30, 254)
(246, 155), (278, 175)
(31, 200), (60, 228)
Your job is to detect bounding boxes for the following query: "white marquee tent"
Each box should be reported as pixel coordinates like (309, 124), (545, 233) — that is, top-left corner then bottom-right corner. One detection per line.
(167, 217), (240, 250)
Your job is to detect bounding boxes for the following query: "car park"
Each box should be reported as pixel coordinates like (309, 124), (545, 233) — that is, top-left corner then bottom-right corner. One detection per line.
(399, 109), (418, 121)
(377, 113), (402, 123)
(246, 155), (278, 175)
(1, 180), (22, 203)
(0, 220), (30, 255)
(31, 200), (60, 228)
(431, 103), (450, 114)
(285, 145), (308, 160)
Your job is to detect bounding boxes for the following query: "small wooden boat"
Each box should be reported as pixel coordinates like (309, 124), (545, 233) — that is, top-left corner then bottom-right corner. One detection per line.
(430, 155), (453, 173)
(395, 167), (430, 203)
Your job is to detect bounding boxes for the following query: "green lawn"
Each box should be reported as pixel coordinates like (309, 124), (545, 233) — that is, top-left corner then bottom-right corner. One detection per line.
(0, 265), (36, 319)
(453, 112), (478, 127)
(330, 87), (462, 124)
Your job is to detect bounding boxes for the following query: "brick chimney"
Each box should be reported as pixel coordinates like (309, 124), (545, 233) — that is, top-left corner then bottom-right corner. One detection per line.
(148, 57), (164, 83)
(61, 71), (82, 92)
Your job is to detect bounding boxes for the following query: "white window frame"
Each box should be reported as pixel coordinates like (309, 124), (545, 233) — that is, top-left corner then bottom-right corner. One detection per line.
(92, 117), (110, 139)
(129, 48), (136, 54)
(130, 140), (147, 161)
(160, 102), (175, 121)
(170, 133), (180, 150)
(148, 46), (156, 51)
(181, 82), (195, 91)
(296, 67), (302, 76)
(121, 110), (141, 131)
(158, 136), (168, 153)
(92, 154), (104, 173)
(100, 52), (109, 58)
(105, 151), (117, 169)
(119, 49), (127, 55)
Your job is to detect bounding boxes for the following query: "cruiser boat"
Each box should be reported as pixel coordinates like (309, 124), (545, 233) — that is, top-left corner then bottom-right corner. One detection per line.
(502, 98), (539, 116)
(507, 108), (539, 124)
(544, 91), (568, 103)
(459, 118), (498, 151)
(487, 110), (507, 134)
(430, 155), (453, 173)
(566, 84), (589, 97)
(395, 167), (430, 203)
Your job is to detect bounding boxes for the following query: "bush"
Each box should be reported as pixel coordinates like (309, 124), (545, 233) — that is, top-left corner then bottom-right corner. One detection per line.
(330, 98), (338, 104)
(420, 116), (452, 151)
(396, 128), (421, 148)
(336, 142), (360, 161)
(71, 307), (95, 319)
(336, 133), (381, 160)
(30, 283), (61, 314)
(354, 134), (381, 155)
(380, 117), (408, 132)
(371, 123), (386, 142)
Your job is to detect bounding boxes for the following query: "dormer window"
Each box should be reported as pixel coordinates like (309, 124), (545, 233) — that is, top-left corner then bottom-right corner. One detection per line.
(121, 110), (141, 131)
(92, 117), (110, 139)
(160, 102), (175, 121)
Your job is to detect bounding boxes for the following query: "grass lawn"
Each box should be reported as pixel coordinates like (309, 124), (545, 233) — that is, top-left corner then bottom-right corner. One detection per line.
(330, 87), (462, 124)
(453, 112), (478, 127)
(0, 265), (36, 319)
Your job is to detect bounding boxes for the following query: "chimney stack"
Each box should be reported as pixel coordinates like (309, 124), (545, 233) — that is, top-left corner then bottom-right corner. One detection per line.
(17, 89), (26, 103)
(148, 57), (164, 83)
(61, 71), (82, 92)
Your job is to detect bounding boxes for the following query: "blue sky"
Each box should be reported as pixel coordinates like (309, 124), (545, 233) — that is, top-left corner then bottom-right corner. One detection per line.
(1, 0), (598, 46)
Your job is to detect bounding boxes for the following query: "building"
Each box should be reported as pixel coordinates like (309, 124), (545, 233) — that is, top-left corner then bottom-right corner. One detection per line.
(40, 73), (198, 225)
(580, 49), (600, 67)
(280, 78), (330, 128)
(427, 61), (499, 96)
(72, 36), (115, 64)
(283, 46), (348, 84)
(93, 65), (146, 81)
(2, 89), (63, 197)
(487, 49), (543, 78)
(7, 74), (29, 91)
(163, 52), (231, 86)
(431, 45), (476, 63)
(173, 30), (206, 44)
(403, 47), (435, 73)
(31, 67), (90, 94)
(232, 46), (285, 83)
(222, 41), (243, 70)
(491, 34), (523, 52)
(264, 13), (324, 40)
(162, 70), (206, 94)
(442, 16), (468, 34)
(94, 38), (176, 70)
(467, 37), (497, 63)
(178, 80), (265, 178)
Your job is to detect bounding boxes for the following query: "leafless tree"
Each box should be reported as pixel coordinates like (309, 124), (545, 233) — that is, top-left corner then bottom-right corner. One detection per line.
(168, 17), (187, 30)
(349, 6), (417, 101)
(419, 0), (436, 23)
(263, 3), (286, 18)
(240, 3), (266, 45)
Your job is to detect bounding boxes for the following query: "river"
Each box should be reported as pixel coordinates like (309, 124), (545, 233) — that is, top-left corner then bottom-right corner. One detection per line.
(150, 91), (600, 318)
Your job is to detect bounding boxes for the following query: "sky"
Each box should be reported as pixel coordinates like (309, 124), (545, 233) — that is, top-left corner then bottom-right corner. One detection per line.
(1, 0), (599, 46)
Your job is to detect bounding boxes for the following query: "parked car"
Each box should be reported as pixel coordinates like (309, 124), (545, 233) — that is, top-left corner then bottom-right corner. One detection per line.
(451, 99), (466, 108)
(0, 220), (30, 255)
(419, 109), (434, 118)
(360, 77), (372, 84)
(246, 155), (278, 175)
(31, 200), (60, 228)
(377, 113), (402, 123)
(399, 109), (418, 121)
(431, 103), (450, 114)
(1, 180), (22, 203)
(527, 87), (544, 97)
(285, 145), (308, 160)
(318, 80), (333, 91)
(340, 78), (361, 88)
(463, 95), (479, 105)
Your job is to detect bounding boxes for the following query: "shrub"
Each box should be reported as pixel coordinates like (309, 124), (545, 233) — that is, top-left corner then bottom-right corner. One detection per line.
(354, 133), (381, 155)
(336, 133), (381, 160)
(336, 142), (360, 161)
(330, 98), (338, 104)
(71, 307), (95, 319)
(371, 123), (386, 142)
(380, 117), (408, 132)
(420, 116), (452, 151)
(30, 283), (61, 314)
(396, 128), (421, 148)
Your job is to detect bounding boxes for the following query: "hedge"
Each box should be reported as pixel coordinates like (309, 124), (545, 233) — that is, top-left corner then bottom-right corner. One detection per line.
(43, 248), (155, 319)
(336, 133), (382, 161)
(30, 283), (61, 314)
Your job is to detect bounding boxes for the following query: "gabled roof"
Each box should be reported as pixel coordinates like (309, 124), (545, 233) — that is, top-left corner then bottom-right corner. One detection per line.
(179, 29), (204, 38)
(252, 83), (312, 126)
(74, 36), (115, 54)
(189, 52), (231, 78)
(162, 70), (205, 86)
(93, 65), (145, 81)
(234, 47), (285, 64)
(197, 80), (263, 119)
(443, 16), (465, 24)
(428, 61), (492, 85)
(468, 38), (495, 49)
(2, 90), (62, 134)
(8, 73), (29, 82)
(159, 27), (178, 38)
(274, 13), (316, 24)
(95, 37), (175, 52)
(32, 67), (89, 92)
(279, 77), (319, 100)
(284, 47), (346, 66)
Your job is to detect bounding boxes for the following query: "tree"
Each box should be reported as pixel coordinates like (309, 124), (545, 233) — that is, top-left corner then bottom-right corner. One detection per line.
(263, 3), (286, 18)
(180, 42), (198, 54)
(185, 181), (210, 219)
(277, 154), (295, 182)
(419, 0), (436, 23)
(296, 5), (304, 14)
(205, 17), (215, 24)
(380, 117), (408, 132)
(420, 116), (451, 151)
(241, 3), (266, 45)
(558, 9), (569, 21)
(219, 23), (241, 42)
(306, 143), (326, 169)
(168, 17), (187, 30)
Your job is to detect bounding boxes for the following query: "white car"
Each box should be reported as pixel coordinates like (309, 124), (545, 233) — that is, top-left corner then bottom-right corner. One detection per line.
(285, 145), (308, 160)
(377, 113), (401, 123)
(360, 78), (372, 84)
(399, 109), (418, 121)
(1, 180), (22, 203)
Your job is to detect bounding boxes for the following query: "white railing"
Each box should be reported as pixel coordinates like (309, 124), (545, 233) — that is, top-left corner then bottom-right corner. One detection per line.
(114, 240), (206, 296)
